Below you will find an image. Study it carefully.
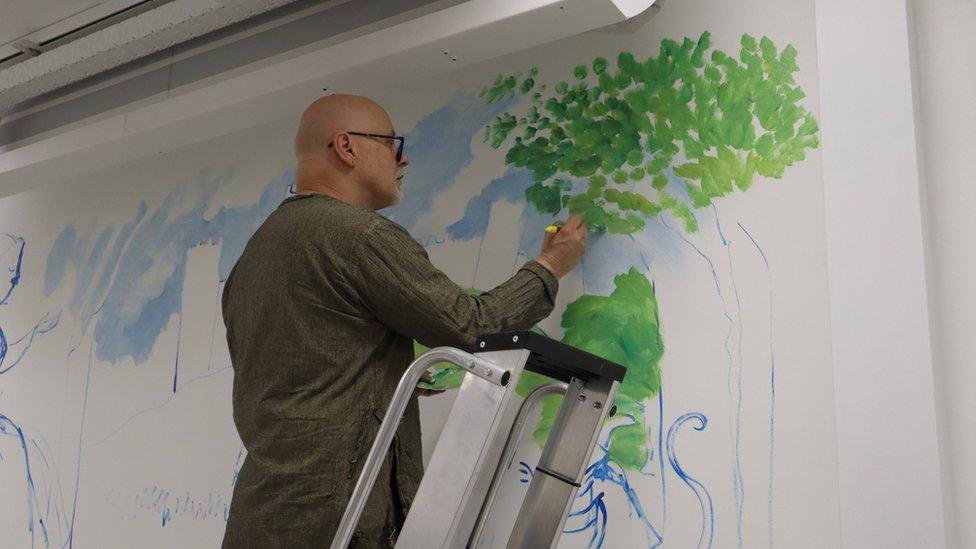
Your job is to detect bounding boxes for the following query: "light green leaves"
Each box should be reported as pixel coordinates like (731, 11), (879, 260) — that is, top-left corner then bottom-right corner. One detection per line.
(518, 268), (664, 469)
(481, 32), (819, 235)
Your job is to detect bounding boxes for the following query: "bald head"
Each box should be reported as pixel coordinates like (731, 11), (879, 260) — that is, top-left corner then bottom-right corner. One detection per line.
(293, 94), (408, 210)
(294, 94), (392, 158)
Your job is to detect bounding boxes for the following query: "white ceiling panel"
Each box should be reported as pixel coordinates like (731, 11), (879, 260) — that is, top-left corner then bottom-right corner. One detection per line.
(0, 0), (105, 46)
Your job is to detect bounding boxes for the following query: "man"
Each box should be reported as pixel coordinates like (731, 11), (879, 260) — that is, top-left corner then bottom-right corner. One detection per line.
(221, 94), (587, 547)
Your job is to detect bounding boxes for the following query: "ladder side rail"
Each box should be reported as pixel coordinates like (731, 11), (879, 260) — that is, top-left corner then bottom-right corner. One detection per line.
(506, 377), (620, 548)
(468, 380), (568, 548)
(330, 347), (510, 549)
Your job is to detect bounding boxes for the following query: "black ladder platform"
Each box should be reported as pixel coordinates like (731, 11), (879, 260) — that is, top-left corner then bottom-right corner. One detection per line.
(476, 331), (627, 384)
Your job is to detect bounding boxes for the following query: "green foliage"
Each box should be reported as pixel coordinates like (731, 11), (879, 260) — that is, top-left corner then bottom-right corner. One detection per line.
(480, 32), (819, 234)
(413, 270), (663, 471)
(514, 268), (664, 470)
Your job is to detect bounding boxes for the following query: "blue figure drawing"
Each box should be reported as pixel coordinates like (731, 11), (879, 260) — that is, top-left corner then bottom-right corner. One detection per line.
(0, 233), (67, 548)
(0, 234), (60, 373)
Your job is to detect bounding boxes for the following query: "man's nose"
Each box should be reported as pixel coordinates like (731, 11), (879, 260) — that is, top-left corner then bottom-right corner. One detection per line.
(399, 153), (410, 167)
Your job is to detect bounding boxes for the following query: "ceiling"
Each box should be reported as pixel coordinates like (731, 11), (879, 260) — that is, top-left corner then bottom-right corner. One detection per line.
(0, 0), (106, 46)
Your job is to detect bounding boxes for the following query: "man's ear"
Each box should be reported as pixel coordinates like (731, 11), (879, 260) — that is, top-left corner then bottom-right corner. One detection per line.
(332, 133), (356, 167)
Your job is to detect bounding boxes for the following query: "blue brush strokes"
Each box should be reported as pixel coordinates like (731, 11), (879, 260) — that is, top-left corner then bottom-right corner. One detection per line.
(566, 469), (608, 548)
(383, 89), (517, 235)
(43, 169), (292, 365)
(516, 201), (557, 262)
(518, 461), (533, 484)
(560, 421), (662, 549)
(446, 170), (532, 241)
(69, 228), (114, 313)
(83, 203), (148, 322)
(134, 484), (231, 527)
(31, 170), (290, 542)
(667, 413), (714, 549)
(579, 232), (646, 297)
(44, 229), (75, 297)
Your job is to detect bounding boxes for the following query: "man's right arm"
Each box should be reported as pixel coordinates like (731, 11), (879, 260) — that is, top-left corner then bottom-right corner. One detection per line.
(342, 216), (576, 350)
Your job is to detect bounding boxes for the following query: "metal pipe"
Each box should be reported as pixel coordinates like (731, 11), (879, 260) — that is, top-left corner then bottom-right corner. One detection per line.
(468, 381), (568, 548)
(330, 347), (510, 549)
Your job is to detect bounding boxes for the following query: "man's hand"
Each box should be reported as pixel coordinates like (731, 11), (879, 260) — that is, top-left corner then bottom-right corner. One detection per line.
(535, 214), (587, 279)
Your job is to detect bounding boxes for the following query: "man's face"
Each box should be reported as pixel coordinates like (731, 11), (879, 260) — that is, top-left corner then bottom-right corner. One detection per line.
(355, 114), (409, 210)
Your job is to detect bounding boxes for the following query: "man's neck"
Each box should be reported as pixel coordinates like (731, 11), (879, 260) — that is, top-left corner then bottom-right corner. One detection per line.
(295, 159), (379, 210)
(294, 181), (376, 211)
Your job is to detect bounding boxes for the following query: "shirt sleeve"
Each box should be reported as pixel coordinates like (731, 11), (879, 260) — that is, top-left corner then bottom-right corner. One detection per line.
(344, 216), (559, 350)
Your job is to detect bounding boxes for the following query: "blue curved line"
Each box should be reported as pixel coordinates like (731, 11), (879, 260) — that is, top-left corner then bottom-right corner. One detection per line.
(711, 205), (728, 246)
(0, 412), (47, 547)
(0, 327), (6, 371)
(661, 216), (744, 543)
(68, 337), (96, 546)
(0, 233), (25, 305)
(92, 364), (232, 447)
(711, 207), (746, 547)
(581, 450), (662, 548)
(726, 241), (746, 545)
(738, 221), (776, 548)
(667, 413), (714, 549)
(659, 388), (666, 521)
(0, 313), (62, 376)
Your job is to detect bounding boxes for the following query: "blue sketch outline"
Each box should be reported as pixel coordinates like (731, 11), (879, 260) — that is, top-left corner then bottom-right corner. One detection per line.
(666, 413), (714, 549)
(1, 233), (68, 548)
(738, 222), (776, 548)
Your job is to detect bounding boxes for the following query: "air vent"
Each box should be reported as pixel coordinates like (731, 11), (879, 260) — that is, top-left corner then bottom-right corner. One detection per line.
(0, 0), (171, 71)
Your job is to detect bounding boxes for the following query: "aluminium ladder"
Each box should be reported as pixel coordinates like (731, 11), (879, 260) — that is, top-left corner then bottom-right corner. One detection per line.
(330, 331), (627, 548)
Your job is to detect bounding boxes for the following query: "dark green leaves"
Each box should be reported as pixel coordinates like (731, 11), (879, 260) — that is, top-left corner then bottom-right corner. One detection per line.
(541, 268), (664, 467)
(480, 32), (819, 235)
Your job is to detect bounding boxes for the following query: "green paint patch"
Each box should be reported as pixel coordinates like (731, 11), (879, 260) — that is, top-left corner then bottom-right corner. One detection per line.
(556, 268), (662, 468)
(480, 32), (819, 234)
(412, 270), (662, 471)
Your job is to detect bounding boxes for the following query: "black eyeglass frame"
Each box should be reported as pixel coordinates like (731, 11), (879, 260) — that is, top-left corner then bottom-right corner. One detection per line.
(328, 131), (404, 162)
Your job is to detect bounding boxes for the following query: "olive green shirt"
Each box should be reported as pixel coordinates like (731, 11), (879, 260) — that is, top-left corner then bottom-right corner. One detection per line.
(221, 193), (558, 547)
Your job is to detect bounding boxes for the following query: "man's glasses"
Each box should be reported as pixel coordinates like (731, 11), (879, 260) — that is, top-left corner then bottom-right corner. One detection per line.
(328, 131), (405, 162)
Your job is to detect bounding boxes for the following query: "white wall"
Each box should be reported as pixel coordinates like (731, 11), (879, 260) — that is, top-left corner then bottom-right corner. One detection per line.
(0, 0), (965, 546)
(815, 0), (946, 547)
(911, 0), (976, 547)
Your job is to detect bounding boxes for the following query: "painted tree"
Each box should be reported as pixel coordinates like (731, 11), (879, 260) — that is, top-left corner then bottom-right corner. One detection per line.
(481, 31), (819, 234)
(418, 32), (819, 547)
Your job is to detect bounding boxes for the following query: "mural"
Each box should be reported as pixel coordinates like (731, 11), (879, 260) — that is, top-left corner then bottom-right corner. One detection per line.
(415, 32), (817, 548)
(0, 4), (838, 546)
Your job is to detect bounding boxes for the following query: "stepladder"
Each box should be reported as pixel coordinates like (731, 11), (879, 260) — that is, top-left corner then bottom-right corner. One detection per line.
(330, 331), (627, 549)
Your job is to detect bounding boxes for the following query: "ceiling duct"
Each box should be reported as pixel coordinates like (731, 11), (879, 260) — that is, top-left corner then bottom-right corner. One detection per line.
(0, 0), (171, 69)
(0, 0), (310, 113)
